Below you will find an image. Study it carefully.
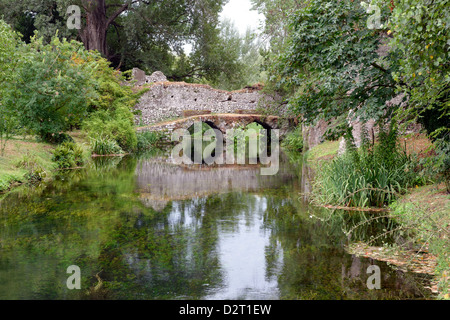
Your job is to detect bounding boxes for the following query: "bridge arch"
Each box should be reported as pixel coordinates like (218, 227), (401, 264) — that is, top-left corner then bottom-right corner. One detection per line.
(186, 120), (223, 136)
(245, 120), (273, 131)
(203, 120), (223, 133)
(137, 114), (295, 140)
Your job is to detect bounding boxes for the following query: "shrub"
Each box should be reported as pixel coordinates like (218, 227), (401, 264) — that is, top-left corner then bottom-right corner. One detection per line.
(83, 107), (138, 152)
(81, 49), (145, 153)
(136, 131), (167, 153)
(427, 138), (450, 193)
(2, 35), (93, 142)
(39, 132), (74, 145)
(1, 20), (145, 147)
(52, 141), (85, 169)
(15, 153), (47, 182)
(313, 125), (429, 208)
(90, 137), (124, 155)
(282, 126), (303, 151)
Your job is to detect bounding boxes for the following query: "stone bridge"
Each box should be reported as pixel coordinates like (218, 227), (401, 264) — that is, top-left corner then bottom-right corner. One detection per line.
(136, 113), (296, 139)
(131, 69), (290, 125)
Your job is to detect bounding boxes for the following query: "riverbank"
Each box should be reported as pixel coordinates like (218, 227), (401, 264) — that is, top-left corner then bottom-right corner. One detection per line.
(389, 183), (450, 298)
(0, 137), (55, 193)
(0, 131), (91, 194)
(304, 134), (450, 299)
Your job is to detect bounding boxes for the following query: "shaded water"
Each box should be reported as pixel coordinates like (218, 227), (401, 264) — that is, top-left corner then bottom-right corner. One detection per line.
(0, 153), (433, 300)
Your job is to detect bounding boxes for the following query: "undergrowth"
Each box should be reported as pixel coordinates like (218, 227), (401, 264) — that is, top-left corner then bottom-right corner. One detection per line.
(52, 141), (86, 169)
(312, 122), (430, 208)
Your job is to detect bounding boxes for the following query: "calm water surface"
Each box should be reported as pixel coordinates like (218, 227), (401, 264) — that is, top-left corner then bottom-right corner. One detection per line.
(0, 153), (433, 299)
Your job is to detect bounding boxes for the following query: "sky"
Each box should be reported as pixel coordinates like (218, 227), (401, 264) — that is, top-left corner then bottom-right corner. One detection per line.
(220, 0), (265, 35)
(184, 0), (264, 53)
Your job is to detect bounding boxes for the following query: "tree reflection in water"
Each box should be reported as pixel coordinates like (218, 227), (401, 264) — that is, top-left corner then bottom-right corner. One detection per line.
(0, 154), (433, 299)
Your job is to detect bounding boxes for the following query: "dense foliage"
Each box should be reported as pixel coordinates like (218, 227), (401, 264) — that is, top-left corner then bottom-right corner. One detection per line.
(0, 19), (144, 157)
(0, 0), (252, 86)
(254, 0), (448, 187)
(251, 0), (305, 94)
(2, 35), (93, 143)
(281, 126), (303, 152)
(256, 0), (448, 136)
(279, 0), (397, 137)
(210, 19), (266, 90)
(136, 131), (167, 153)
(90, 137), (124, 156)
(389, 0), (449, 140)
(52, 141), (85, 169)
(0, 21), (24, 154)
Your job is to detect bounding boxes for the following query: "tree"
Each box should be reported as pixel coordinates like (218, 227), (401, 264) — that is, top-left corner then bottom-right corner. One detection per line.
(1, 33), (94, 143)
(251, 0), (305, 92)
(277, 0), (398, 138)
(0, 0), (233, 83)
(251, 0), (303, 53)
(388, 0), (449, 190)
(239, 28), (267, 87)
(211, 21), (267, 90)
(388, 0), (449, 140)
(0, 20), (24, 154)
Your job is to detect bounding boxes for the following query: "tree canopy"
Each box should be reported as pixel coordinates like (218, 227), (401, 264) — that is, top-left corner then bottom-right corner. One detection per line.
(389, 0), (449, 140)
(280, 0), (397, 136)
(0, 0), (249, 84)
(255, 0), (448, 141)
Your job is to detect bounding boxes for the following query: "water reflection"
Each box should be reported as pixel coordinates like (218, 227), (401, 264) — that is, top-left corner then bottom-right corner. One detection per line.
(0, 153), (433, 300)
(203, 195), (280, 300)
(135, 156), (295, 209)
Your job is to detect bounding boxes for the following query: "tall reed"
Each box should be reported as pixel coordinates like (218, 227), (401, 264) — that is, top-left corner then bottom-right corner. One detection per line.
(313, 123), (428, 208)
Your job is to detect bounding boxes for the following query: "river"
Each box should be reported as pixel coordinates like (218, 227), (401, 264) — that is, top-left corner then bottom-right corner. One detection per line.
(0, 152), (433, 299)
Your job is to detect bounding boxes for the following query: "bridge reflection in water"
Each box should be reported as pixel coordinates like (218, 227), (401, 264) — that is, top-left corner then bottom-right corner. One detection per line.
(135, 155), (297, 212)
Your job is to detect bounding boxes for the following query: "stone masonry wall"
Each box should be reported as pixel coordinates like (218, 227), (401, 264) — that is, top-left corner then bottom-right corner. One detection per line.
(132, 69), (282, 125)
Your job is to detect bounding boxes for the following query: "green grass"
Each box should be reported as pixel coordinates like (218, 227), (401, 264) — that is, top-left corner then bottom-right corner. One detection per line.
(0, 138), (56, 192)
(389, 184), (450, 299)
(311, 130), (430, 208)
(90, 137), (124, 156)
(0, 133), (91, 192)
(52, 141), (88, 169)
(313, 151), (425, 208)
(282, 127), (303, 152)
(305, 140), (340, 164)
(0, 164), (27, 191)
(136, 131), (169, 152)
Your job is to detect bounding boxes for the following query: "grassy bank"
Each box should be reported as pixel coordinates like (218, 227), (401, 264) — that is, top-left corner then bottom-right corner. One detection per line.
(0, 137), (55, 192)
(304, 133), (434, 164)
(304, 133), (449, 298)
(390, 183), (450, 298)
(0, 129), (169, 194)
(0, 132), (91, 193)
(304, 140), (341, 166)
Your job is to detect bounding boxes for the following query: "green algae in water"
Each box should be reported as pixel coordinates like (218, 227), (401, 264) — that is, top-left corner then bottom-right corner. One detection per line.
(0, 154), (434, 300)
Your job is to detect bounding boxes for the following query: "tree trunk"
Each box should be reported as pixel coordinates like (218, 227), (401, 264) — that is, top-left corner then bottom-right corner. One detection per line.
(79, 0), (130, 59)
(80, 0), (108, 57)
